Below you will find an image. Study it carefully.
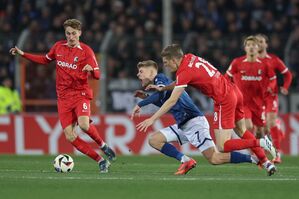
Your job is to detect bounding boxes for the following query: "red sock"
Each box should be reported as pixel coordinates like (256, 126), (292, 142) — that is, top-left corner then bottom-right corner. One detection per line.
(71, 136), (102, 162)
(270, 126), (282, 151)
(84, 125), (104, 147)
(242, 130), (267, 163)
(223, 139), (259, 152)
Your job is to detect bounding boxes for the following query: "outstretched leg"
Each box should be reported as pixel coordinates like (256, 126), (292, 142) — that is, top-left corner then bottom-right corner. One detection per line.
(149, 129), (195, 175)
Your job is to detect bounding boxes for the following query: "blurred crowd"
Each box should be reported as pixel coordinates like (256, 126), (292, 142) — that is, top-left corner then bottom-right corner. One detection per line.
(0, 0), (298, 112)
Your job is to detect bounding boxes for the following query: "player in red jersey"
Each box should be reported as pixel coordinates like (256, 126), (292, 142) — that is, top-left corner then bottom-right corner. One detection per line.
(9, 19), (115, 173)
(137, 44), (277, 176)
(255, 34), (293, 163)
(226, 36), (276, 139)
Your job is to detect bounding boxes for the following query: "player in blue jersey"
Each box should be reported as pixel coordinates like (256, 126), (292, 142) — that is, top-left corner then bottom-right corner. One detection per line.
(131, 60), (258, 175)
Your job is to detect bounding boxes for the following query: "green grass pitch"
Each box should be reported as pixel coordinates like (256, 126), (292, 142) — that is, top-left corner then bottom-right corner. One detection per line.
(0, 155), (299, 199)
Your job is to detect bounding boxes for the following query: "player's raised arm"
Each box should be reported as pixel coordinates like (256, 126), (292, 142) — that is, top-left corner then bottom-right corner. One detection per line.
(9, 45), (52, 65)
(9, 46), (24, 56)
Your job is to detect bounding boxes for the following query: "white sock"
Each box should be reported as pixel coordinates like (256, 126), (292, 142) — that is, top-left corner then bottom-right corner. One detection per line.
(181, 155), (191, 163)
(250, 156), (258, 164)
(262, 160), (271, 168)
(98, 157), (104, 163)
(100, 143), (106, 149)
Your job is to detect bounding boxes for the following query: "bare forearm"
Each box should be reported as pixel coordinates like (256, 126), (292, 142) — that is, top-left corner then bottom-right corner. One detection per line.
(160, 82), (175, 91)
(151, 98), (176, 121)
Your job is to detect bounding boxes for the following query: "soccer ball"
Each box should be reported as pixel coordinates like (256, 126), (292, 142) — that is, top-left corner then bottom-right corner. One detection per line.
(53, 154), (74, 173)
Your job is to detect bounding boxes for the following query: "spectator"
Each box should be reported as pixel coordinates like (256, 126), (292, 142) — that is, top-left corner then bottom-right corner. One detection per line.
(285, 24), (299, 90)
(0, 77), (22, 114)
(1, 0), (298, 112)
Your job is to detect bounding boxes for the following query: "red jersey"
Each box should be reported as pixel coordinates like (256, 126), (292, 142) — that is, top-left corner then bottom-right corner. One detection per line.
(260, 53), (292, 94)
(175, 54), (228, 102)
(23, 40), (100, 99)
(226, 56), (276, 107)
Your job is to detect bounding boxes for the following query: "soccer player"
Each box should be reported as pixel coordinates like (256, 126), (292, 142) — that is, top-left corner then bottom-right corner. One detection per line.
(136, 44), (277, 176)
(9, 19), (115, 173)
(255, 34), (293, 163)
(226, 36), (276, 139)
(132, 60), (259, 175)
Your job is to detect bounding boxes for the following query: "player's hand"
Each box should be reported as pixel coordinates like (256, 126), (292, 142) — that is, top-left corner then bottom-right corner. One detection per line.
(9, 46), (24, 56)
(145, 84), (162, 91)
(134, 90), (148, 99)
(280, 87), (288, 95)
(136, 118), (154, 132)
(82, 64), (93, 72)
(130, 105), (141, 119)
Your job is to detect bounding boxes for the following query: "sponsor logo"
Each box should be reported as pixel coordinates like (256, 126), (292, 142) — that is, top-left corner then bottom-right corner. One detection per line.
(241, 75), (262, 81)
(57, 60), (77, 69)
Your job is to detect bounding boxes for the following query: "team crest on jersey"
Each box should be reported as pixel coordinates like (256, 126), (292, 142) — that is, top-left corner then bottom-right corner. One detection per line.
(74, 56), (79, 63)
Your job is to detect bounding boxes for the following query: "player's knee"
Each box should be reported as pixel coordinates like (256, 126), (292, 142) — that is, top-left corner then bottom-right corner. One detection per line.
(148, 133), (165, 150)
(234, 126), (245, 137)
(247, 121), (254, 130)
(216, 144), (224, 153)
(208, 154), (222, 165)
(64, 130), (77, 142)
(148, 134), (159, 148)
(78, 122), (89, 132)
(268, 120), (276, 128)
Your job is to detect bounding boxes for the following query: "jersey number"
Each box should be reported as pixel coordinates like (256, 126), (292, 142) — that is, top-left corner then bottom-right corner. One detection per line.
(195, 131), (201, 143)
(83, 103), (88, 110)
(195, 58), (217, 77)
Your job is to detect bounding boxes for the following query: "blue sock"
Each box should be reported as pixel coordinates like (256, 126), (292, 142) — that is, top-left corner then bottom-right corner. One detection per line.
(230, 152), (252, 163)
(160, 143), (184, 162)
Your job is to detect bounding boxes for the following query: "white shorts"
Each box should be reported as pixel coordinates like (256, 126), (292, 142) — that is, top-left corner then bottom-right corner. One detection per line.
(160, 116), (215, 152)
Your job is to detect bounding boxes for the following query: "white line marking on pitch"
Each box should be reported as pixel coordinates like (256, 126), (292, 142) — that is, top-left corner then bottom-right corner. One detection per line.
(0, 176), (298, 181)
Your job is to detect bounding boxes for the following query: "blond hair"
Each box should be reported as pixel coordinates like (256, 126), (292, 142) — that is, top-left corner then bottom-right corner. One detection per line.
(243, 36), (258, 47)
(137, 60), (158, 70)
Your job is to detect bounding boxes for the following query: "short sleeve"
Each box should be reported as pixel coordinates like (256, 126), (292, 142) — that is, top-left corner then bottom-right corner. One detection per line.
(176, 70), (189, 88)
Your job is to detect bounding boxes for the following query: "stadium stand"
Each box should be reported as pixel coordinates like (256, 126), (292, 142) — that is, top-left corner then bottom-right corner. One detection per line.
(0, 0), (298, 112)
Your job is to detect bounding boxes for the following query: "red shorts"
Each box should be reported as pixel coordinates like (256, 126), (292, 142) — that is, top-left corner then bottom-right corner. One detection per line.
(265, 94), (278, 113)
(57, 97), (91, 129)
(213, 84), (244, 129)
(244, 104), (266, 127)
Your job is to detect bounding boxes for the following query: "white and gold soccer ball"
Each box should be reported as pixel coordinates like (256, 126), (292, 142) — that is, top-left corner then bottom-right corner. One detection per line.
(53, 154), (74, 173)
